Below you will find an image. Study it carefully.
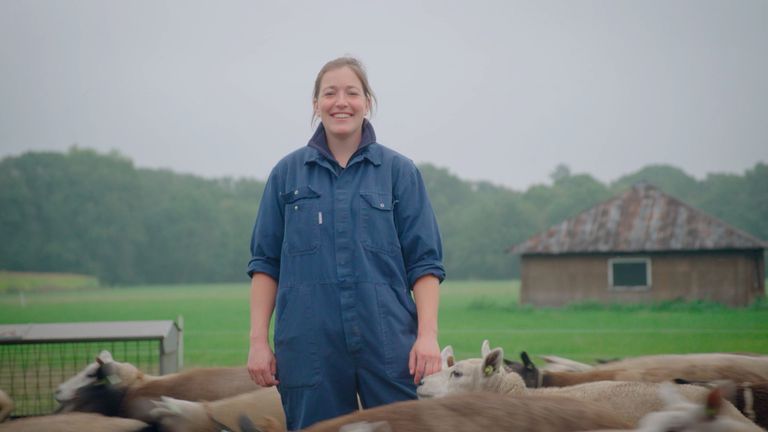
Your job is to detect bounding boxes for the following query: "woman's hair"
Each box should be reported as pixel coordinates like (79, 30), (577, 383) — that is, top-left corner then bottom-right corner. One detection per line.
(312, 57), (378, 125)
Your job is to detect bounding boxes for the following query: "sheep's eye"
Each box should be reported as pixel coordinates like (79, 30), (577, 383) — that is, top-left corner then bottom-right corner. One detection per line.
(450, 370), (463, 378)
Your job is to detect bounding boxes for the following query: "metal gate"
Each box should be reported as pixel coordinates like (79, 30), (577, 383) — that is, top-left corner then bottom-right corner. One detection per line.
(0, 319), (183, 417)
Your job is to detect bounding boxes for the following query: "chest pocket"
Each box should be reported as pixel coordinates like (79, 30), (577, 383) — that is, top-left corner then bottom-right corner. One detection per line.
(281, 186), (322, 256)
(359, 192), (400, 256)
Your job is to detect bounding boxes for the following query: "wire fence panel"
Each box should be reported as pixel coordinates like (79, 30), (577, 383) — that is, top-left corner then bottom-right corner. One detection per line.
(0, 341), (160, 416)
(0, 320), (181, 417)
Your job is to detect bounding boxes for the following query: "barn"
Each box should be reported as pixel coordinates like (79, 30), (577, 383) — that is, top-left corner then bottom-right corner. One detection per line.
(507, 182), (766, 307)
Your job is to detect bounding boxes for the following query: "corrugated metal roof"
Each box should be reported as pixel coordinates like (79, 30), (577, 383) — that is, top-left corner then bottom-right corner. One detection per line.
(508, 182), (767, 255)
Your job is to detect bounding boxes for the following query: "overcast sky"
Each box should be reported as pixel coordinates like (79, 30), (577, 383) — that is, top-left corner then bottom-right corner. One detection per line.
(1, 0), (766, 190)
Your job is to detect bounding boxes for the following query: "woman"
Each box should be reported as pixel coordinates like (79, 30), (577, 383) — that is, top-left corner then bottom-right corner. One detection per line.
(247, 57), (445, 430)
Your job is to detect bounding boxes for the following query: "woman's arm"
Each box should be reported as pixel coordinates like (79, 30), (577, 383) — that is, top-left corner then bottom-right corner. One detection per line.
(247, 272), (279, 386)
(409, 274), (441, 385)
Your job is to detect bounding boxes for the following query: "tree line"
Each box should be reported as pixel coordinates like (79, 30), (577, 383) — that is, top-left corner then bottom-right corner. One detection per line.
(1, 148), (766, 284)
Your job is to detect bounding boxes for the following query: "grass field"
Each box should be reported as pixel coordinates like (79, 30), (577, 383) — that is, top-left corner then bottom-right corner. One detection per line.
(1, 280), (767, 368)
(0, 271), (99, 293)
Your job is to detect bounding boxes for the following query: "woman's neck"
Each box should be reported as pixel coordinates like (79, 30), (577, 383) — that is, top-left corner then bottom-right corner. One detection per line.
(327, 130), (362, 168)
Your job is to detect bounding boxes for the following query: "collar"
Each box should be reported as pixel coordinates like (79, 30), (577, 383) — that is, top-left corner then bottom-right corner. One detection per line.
(305, 119), (381, 167)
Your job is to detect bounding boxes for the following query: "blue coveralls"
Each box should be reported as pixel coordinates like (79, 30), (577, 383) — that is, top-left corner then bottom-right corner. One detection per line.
(247, 120), (445, 430)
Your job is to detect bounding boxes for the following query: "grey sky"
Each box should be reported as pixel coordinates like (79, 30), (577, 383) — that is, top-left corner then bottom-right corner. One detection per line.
(1, 0), (766, 190)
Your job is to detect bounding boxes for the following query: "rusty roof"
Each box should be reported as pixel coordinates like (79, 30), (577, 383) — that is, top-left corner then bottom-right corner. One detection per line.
(508, 182), (766, 255)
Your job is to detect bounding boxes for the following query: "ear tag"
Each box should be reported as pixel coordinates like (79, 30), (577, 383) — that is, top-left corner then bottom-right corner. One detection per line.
(705, 406), (717, 420)
(484, 365), (494, 377)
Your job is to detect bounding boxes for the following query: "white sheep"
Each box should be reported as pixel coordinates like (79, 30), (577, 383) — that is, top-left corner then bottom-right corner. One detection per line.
(417, 341), (761, 430)
(149, 387), (285, 432)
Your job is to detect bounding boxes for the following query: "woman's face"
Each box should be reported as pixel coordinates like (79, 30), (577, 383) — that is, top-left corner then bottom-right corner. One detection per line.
(314, 66), (370, 142)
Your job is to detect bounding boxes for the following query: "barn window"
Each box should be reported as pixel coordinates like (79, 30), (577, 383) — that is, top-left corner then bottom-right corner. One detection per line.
(608, 257), (651, 290)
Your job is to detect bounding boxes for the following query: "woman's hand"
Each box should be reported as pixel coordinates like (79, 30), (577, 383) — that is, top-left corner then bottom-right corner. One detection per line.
(247, 341), (279, 387)
(409, 333), (441, 385)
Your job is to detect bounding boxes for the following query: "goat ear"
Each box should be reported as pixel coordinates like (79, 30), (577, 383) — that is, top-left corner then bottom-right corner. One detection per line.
(520, 352), (535, 370)
(483, 347), (504, 377)
(481, 340), (491, 357)
(97, 350), (113, 364)
(705, 387), (723, 420)
(441, 346), (455, 369)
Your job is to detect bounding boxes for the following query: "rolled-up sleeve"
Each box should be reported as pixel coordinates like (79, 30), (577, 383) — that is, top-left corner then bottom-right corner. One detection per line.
(247, 168), (284, 281)
(393, 160), (446, 288)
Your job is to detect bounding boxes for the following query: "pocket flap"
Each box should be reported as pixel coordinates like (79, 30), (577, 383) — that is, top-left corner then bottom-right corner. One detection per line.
(281, 185), (321, 204)
(360, 192), (393, 211)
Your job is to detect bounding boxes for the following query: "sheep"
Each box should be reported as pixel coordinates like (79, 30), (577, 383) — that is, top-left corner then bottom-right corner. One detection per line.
(148, 387), (285, 432)
(0, 412), (154, 432)
(417, 341), (761, 430)
(515, 351), (768, 388)
(0, 390), (13, 423)
(56, 351), (266, 422)
(256, 392), (632, 432)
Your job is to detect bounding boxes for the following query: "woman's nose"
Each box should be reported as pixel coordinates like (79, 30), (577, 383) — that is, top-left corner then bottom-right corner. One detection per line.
(334, 94), (348, 107)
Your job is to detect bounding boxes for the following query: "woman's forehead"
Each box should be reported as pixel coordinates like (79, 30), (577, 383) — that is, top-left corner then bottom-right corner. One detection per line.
(320, 66), (363, 88)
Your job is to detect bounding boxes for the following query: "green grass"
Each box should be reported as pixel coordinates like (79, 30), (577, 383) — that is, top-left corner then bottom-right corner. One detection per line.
(1, 280), (767, 368)
(0, 271), (100, 293)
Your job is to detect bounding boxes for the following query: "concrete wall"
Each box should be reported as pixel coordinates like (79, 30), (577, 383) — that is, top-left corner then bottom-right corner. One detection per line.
(520, 250), (764, 307)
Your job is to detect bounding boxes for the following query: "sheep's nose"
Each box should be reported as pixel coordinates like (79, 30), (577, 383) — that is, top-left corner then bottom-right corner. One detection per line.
(418, 379), (425, 386)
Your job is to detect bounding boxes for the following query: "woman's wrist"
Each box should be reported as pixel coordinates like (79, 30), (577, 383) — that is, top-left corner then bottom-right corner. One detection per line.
(417, 326), (438, 339)
(249, 335), (270, 346)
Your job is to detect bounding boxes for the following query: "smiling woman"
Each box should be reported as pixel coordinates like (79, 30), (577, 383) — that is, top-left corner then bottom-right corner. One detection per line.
(246, 57), (446, 430)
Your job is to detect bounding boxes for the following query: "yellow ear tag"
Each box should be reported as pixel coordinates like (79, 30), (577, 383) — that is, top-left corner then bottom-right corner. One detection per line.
(705, 406), (717, 420)
(484, 365), (494, 377)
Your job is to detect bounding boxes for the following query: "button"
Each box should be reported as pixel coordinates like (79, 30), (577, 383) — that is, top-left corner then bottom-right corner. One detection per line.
(379, 203), (385, 208)
(294, 205), (299, 211)
(294, 190), (299, 195)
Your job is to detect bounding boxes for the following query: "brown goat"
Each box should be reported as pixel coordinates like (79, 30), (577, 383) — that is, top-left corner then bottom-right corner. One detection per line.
(57, 351), (262, 408)
(60, 359), (266, 423)
(149, 387), (285, 432)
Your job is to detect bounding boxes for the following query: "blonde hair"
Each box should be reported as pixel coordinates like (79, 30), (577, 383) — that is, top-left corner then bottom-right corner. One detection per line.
(312, 57), (378, 125)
